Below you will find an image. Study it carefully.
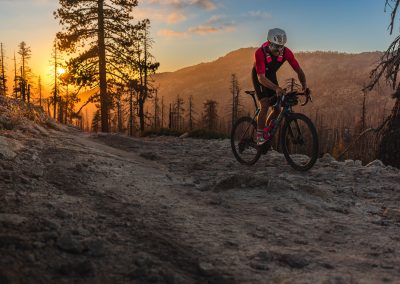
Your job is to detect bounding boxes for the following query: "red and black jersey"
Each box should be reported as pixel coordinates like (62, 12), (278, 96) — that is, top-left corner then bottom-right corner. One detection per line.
(252, 41), (301, 99)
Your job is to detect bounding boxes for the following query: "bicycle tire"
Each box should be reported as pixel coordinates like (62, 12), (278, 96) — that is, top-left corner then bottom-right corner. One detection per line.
(231, 116), (262, 165)
(280, 113), (318, 171)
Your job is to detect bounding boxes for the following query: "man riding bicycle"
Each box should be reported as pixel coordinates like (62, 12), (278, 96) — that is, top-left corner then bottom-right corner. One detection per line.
(252, 28), (310, 145)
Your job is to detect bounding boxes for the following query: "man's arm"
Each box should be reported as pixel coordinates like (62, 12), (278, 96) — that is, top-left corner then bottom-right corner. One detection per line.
(257, 73), (285, 95)
(296, 67), (307, 91)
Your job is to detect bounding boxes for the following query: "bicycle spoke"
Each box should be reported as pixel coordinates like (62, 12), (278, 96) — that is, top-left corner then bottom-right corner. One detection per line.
(281, 114), (318, 171)
(231, 117), (261, 165)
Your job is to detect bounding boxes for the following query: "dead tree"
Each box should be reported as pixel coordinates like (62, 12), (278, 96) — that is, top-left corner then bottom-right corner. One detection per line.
(187, 95), (196, 131)
(202, 100), (218, 130)
(0, 43), (6, 96)
(364, 0), (400, 167)
(230, 74), (240, 130)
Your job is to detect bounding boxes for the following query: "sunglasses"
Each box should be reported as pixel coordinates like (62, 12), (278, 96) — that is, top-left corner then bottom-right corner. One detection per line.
(269, 42), (284, 51)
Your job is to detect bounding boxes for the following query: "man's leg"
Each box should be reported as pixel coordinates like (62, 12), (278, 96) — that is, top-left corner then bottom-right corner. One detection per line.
(256, 97), (270, 144)
(266, 105), (279, 126)
(257, 97), (270, 130)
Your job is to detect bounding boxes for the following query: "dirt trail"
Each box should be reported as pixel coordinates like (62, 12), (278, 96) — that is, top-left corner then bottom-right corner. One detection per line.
(1, 127), (400, 283)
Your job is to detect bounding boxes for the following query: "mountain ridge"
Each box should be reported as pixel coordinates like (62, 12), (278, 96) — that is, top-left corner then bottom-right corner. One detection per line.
(153, 48), (392, 129)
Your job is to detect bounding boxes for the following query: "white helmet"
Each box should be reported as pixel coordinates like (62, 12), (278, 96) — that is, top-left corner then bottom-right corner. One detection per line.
(267, 28), (287, 46)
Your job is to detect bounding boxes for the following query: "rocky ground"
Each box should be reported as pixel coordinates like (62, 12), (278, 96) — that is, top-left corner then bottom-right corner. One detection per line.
(0, 119), (400, 283)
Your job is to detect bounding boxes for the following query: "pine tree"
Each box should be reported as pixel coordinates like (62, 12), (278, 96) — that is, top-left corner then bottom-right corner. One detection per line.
(132, 20), (160, 132)
(17, 42), (32, 102)
(37, 76), (43, 107)
(173, 94), (185, 130)
(54, 0), (140, 133)
(230, 74), (240, 129)
(152, 88), (160, 129)
(203, 100), (218, 130)
(187, 95), (196, 131)
(0, 43), (7, 96)
(50, 40), (62, 119)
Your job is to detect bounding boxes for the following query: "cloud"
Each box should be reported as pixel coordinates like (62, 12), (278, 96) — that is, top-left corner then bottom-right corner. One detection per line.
(193, 0), (216, 11)
(167, 11), (188, 23)
(144, 0), (216, 11)
(158, 22), (235, 38)
(205, 15), (225, 25)
(134, 8), (187, 24)
(158, 29), (188, 37)
(246, 11), (272, 20)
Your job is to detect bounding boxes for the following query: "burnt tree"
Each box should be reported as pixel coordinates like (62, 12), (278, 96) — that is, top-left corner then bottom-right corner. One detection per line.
(366, 0), (400, 167)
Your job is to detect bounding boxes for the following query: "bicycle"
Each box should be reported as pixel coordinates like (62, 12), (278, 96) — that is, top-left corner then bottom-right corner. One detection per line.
(230, 86), (319, 171)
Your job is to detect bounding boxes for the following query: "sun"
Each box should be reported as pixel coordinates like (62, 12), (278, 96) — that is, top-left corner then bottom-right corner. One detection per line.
(57, 67), (66, 76)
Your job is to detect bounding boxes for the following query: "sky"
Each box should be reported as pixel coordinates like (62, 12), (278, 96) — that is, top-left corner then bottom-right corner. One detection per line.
(0, 0), (397, 89)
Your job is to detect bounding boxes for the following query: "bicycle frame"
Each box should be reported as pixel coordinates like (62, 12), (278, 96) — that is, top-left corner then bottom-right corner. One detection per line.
(241, 91), (307, 148)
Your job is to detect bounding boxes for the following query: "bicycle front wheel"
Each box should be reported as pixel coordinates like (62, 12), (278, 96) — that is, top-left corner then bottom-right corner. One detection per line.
(281, 113), (318, 171)
(231, 116), (261, 165)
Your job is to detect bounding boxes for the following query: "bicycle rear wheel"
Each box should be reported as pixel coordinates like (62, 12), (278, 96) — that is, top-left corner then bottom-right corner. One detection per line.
(231, 117), (261, 165)
(281, 113), (318, 171)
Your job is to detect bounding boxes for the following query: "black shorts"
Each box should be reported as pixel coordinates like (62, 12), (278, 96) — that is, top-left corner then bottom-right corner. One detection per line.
(252, 67), (278, 104)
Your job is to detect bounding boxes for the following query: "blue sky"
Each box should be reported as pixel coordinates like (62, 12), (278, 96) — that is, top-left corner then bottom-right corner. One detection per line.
(0, 0), (396, 77)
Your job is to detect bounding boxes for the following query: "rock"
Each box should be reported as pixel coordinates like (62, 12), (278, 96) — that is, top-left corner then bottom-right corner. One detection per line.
(33, 124), (50, 136)
(57, 234), (84, 254)
(57, 260), (94, 276)
(0, 136), (24, 160)
(344, 159), (354, 166)
(366, 160), (385, 167)
(84, 238), (106, 257)
(0, 171), (12, 183)
(23, 167), (44, 179)
(0, 235), (31, 250)
(277, 253), (310, 269)
(55, 208), (72, 219)
(249, 261), (269, 270)
(18, 175), (30, 184)
(0, 148), (17, 160)
(0, 214), (28, 226)
(42, 218), (60, 231)
(354, 160), (363, 166)
(179, 132), (190, 138)
(198, 262), (214, 276)
(139, 152), (161, 161)
(383, 208), (400, 222)
(320, 153), (335, 163)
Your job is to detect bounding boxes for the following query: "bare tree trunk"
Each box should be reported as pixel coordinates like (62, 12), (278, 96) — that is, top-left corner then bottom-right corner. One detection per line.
(13, 53), (17, 99)
(379, 96), (400, 167)
(0, 43), (6, 96)
(98, 0), (109, 132)
(139, 97), (145, 132)
(53, 41), (57, 119)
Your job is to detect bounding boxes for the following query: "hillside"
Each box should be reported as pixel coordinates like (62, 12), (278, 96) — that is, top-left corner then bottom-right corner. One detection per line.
(1, 95), (400, 283)
(154, 49), (394, 128)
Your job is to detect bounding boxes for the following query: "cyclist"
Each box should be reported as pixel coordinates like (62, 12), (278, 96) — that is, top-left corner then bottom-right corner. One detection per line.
(252, 28), (309, 145)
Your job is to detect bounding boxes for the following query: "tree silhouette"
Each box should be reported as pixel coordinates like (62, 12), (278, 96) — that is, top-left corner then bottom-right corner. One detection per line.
(230, 74), (240, 129)
(0, 43), (7, 96)
(130, 20), (160, 132)
(187, 95), (196, 130)
(366, 0), (400, 167)
(202, 100), (218, 130)
(17, 41), (32, 102)
(54, 0), (140, 132)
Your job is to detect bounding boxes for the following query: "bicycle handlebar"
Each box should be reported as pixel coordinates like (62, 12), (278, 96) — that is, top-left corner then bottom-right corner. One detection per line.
(278, 90), (312, 107)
